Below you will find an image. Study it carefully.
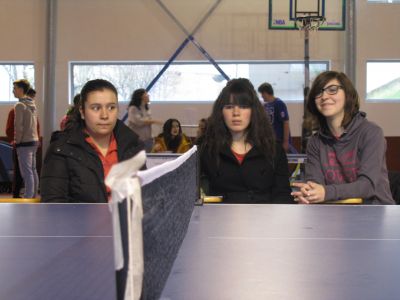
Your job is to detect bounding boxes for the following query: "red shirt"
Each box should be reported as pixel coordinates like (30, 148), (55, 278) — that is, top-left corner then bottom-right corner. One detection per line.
(231, 148), (246, 165)
(85, 133), (118, 200)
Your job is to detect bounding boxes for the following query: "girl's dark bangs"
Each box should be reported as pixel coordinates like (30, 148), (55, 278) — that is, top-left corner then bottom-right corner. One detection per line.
(227, 92), (252, 106)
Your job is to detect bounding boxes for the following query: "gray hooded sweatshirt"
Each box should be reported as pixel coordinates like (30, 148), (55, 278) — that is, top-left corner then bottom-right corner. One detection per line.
(305, 111), (394, 205)
(14, 97), (39, 147)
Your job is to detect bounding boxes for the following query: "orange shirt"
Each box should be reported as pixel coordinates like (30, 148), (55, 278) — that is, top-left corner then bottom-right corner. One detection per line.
(85, 133), (118, 200)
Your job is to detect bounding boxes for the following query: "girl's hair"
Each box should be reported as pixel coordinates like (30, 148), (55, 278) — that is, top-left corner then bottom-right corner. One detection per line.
(66, 93), (81, 116)
(65, 79), (118, 131)
(307, 71), (360, 130)
(13, 79), (31, 94)
(26, 88), (36, 99)
(202, 78), (276, 162)
(129, 88), (148, 110)
(160, 118), (182, 153)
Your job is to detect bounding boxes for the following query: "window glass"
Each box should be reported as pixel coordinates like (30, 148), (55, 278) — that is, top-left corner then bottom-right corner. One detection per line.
(368, 0), (400, 3)
(71, 63), (163, 102)
(366, 61), (400, 101)
(223, 62), (328, 101)
(0, 64), (35, 103)
(71, 61), (328, 103)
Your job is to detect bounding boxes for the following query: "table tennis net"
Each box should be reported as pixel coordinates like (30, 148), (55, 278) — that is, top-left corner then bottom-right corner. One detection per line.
(139, 147), (198, 299)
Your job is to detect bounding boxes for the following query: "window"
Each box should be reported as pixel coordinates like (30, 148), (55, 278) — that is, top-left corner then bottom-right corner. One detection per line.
(0, 63), (35, 103)
(366, 61), (400, 102)
(368, 0), (400, 3)
(70, 61), (329, 103)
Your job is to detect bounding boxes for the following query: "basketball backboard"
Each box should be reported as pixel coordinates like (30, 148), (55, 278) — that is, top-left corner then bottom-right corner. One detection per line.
(269, 0), (346, 30)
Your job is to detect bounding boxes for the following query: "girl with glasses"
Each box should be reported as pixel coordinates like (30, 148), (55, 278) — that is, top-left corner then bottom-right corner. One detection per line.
(200, 78), (293, 204)
(292, 71), (394, 204)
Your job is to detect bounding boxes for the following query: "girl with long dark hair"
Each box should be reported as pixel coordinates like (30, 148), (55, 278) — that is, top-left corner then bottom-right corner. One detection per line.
(152, 118), (191, 153)
(200, 78), (292, 204)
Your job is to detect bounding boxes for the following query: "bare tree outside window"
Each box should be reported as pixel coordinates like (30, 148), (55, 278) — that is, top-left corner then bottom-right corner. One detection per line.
(367, 61), (400, 101)
(71, 61), (328, 103)
(0, 64), (35, 102)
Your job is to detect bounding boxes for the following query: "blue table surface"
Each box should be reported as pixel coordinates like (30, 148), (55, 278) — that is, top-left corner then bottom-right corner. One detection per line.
(161, 204), (400, 300)
(2, 203), (400, 300)
(0, 204), (115, 300)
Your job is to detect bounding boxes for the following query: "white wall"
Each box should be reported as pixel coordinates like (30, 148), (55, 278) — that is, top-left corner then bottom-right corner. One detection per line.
(0, 0), (399, 140)
(0, 0), (46, 135)
(356, 1), (400, 136)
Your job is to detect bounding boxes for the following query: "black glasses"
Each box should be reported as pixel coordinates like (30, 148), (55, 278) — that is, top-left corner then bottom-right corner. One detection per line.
(315, 85), (343, 99)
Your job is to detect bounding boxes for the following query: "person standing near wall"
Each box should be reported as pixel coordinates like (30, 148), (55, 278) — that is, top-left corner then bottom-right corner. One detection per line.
(258, 82), (295, 153)
(6, 88), (40, 198)
(60, 93), (81, 130)
(12, 79), (39, 198)
(127, 89), (162, 152)
(6, 104), (23, 198)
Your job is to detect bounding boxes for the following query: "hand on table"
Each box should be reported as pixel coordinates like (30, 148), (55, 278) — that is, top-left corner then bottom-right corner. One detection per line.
(291, 181), (326, 204)
(152, 143), (162, 153)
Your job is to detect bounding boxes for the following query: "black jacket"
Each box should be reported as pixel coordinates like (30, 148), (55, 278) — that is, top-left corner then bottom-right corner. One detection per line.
(41, 120), (144, 203)
(200, 144), (293, 204)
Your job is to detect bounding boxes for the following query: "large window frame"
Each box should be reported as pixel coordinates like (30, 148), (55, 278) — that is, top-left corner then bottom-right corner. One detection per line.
(0, 62), (35, 104)
(366, 60), (400, 102)
(70, 60), (329, 103)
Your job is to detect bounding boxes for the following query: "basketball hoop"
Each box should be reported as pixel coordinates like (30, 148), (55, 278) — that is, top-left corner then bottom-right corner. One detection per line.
(295, 15), (326, 31)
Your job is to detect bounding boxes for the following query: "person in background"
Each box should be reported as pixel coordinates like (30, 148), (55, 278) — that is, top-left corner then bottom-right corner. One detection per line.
(258, 82), (296, 153)
(60, 93), (81, 130)
(292, 71), (394, 205)
(26, 88), (37, 99)
(127, 88), (162, 152)
(6, 88), (39, 198)
(41, 79), (144, 203)
(152, 118), (192, 153)
(195, 118), (207, 145)
(13, 80), (39, 198)
(200, 78), (293, 204)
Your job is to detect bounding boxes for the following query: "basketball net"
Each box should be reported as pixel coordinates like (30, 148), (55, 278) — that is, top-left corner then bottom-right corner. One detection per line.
(295, 15), (326, 32)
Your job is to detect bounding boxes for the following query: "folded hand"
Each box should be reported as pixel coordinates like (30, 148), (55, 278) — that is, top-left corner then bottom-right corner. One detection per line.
(291, 181), (326, 204)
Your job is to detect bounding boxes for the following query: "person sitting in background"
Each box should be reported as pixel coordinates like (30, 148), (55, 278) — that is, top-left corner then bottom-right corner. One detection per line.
(41, 79), (144, 203)
(127, 88), (162, 152)
(60, 93), (81, 130)
(200, 78), (293, 204)
(195, 118), (207, 145)
(291, 71), (394, 205)
(152, 118), (191, 153)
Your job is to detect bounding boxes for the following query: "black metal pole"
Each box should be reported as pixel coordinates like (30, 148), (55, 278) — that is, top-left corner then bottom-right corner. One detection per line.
(301, 28), (311, 153)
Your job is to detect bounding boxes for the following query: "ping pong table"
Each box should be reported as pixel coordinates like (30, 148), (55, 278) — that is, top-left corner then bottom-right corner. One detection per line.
(0, 203), (115, 300)
(161, 204), (400, 300)
(2, 203), (400, 300)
